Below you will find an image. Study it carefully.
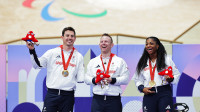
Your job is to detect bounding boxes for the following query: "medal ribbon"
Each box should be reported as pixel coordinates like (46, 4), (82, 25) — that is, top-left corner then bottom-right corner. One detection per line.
(149, 59), (156, 81)
(100, 53), (115, 75)
(60, 45), (75, 70)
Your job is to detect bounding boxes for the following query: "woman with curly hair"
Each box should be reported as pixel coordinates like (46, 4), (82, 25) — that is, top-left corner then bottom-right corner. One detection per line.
(133, 36), (180, 112)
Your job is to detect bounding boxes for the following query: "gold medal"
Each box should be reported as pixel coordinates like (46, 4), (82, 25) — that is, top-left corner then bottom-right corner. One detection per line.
(60, 45), (75, 77)
(62, 70), (69, 77)
(149, 60), (156, 87)
(149, 80), (156, 87)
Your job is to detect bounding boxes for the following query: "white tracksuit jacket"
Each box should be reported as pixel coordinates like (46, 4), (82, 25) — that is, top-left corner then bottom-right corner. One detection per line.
(30, 46), (84, 91)
(85, 54), (130, 96)
(133, 56), (180, 90)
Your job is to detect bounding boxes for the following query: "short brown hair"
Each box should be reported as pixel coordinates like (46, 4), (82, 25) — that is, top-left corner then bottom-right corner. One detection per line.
(101, 33), (113, 43)
(62, 27), (76, 36)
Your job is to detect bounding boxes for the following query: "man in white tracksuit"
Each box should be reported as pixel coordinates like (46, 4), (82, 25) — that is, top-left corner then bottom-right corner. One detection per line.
(85, 33), (130, 112)
(26, 27), (84, 112)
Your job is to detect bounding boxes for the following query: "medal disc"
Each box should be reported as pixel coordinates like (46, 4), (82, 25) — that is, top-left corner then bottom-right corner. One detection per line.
(149, 80), (156, 87)
(62, 70), (69, 77)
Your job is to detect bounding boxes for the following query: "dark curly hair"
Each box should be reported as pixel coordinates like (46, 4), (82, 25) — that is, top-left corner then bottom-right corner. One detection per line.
(136, 36), (167, 75)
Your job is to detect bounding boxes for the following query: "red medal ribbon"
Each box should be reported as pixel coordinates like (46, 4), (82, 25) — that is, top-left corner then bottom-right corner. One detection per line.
(60, 45), (75, 70)
(149, 59), (156, 81)
(100, 53), (115, 75)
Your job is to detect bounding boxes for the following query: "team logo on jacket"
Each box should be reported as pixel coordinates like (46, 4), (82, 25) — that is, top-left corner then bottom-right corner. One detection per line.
(56, 61), (62, 65)
(144, 65), (149, 71)
(165, 105), (171, 109)
(43, 107), (47, 112)
(69, 63), (76, 67)
(96, 65), (100, 68)
(56, 55), (61, 58)
(143, 106), (148, 112)
(72, 56), (75, 62)
(55, 61), (76, 67)
(109, 70), (116, 74)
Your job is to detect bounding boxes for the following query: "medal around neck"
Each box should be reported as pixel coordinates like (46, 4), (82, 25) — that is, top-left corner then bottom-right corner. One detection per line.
(60, 46), (75, 77)
(149, 80), (156, 87)
(62, 70), (69, 77)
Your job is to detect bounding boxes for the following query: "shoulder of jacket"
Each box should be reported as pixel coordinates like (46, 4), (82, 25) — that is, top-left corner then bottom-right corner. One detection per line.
(113, 55), (124, 62)
(89, 55), (100, 62)
(50, 46), (60, 51)
(45, 47), (59, 53)
(165, 55), (172, 61)
(74, 50), (83, 57)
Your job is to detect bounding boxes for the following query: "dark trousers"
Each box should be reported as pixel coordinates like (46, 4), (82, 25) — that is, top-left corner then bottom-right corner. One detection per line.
(91, 94), (122, 112)
(143, 85), (173, 112)
(42, 88), (74, 112)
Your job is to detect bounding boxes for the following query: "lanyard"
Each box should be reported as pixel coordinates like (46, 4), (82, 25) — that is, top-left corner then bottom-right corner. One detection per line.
(60, 45), (75, 70)
(100, 53), (115, 75)
(149, 59), (156, 81)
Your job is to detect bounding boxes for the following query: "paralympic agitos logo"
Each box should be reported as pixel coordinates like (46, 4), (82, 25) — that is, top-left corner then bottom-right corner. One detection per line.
(22, 0), (107, 21)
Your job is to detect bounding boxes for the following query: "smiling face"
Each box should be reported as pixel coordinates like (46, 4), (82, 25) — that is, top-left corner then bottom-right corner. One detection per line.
(99, 35), (114, 54)
(61, 30), (76, 47)
(145, 38), (159, 56)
